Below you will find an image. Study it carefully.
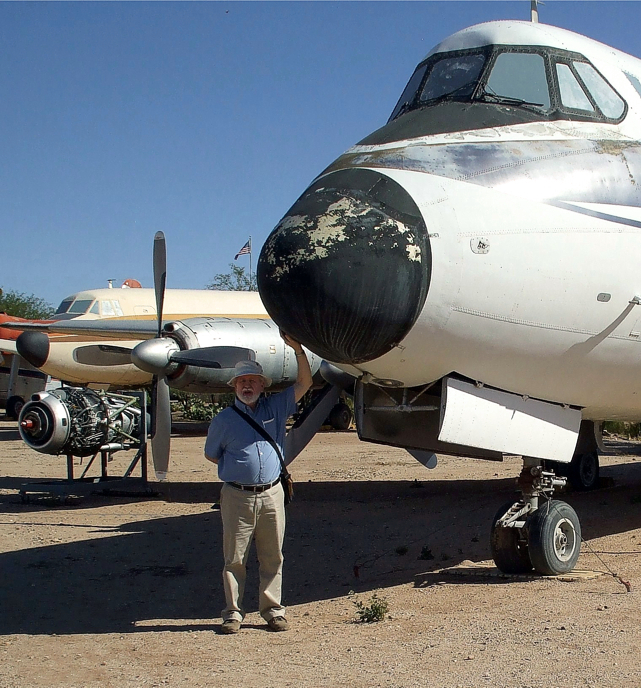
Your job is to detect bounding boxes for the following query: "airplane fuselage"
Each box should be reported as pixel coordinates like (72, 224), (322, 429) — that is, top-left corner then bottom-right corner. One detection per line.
(258, 20), (641, 422)
(17, 288), (268, 387)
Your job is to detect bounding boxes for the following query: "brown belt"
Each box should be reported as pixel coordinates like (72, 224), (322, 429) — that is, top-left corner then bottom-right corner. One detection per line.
(227, 477), (280, 493)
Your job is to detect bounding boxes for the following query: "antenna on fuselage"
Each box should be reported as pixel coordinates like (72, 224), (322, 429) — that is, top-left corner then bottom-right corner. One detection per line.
(531, 0), (539, 22)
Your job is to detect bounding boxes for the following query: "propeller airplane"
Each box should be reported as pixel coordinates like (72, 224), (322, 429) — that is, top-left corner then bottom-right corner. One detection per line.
(9, 16), (641, 578)
(255, 18), (641, 577)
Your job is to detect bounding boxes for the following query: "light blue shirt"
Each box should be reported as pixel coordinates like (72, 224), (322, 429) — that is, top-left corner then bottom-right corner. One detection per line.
(204, 387), (297, 485)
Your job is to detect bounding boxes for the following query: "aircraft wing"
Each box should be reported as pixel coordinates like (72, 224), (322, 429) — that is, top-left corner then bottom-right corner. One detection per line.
(0, 338), (18, 354)
(0, 319), (161, 340)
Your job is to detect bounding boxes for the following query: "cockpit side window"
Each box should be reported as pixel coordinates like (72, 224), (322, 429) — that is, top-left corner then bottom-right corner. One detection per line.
(419, 53), (486, 103)
(101, 300), (116, 317)
(556, 63), (595, 112)
(573, 62), (625, 119)
(389, 64), (429, 121)
(555, 59), (625, 121)
(484, 52), (551, 109)
(625, 71), (641, 100)
(55, 298), (74, 315)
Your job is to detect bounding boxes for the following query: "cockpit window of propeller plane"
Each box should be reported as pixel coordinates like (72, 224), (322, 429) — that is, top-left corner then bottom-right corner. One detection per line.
(388, 45), (626, 127)
(56, 299), (95, 315)
(54, 297), (124, 317)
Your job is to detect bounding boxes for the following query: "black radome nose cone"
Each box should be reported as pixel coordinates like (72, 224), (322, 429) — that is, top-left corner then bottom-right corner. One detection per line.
(16, 331), (50, 368)
(258, 169), (431, 364)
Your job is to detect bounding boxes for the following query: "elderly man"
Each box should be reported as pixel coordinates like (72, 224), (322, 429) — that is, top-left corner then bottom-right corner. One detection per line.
(204, 333), (312, 634)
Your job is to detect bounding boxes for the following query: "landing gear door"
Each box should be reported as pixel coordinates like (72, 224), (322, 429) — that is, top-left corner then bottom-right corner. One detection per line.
(439, 377), (581, 463)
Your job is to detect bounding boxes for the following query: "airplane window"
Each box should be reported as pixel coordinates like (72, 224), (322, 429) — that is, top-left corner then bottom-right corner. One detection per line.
(625, 72), (641, 100)
(484, 52), (550, 109)
(90, 301), (100, 315)
(389, 64), (428, 121)
(101, 300), (116, 317)
(112, 300), (124, 317)
(573, 62), (625, 119)
(68, 299), (95, 314)
(556, 63), (594, 112)
(55, 298), (74, 314)
(419, 53), (486, 103)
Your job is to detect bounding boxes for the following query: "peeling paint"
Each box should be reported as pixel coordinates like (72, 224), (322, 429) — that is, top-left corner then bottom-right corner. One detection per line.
(257, 168), (431, 364)
(263, 190), (425, 280)
(322, 136), (641, 208)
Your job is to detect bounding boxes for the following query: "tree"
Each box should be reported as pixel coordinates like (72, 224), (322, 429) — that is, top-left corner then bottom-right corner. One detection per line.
(0, 288), (55, 319)
(206, 264), (257, 291)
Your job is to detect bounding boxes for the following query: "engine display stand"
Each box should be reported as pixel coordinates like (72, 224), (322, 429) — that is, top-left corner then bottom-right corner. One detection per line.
(19, 442), (158, 503)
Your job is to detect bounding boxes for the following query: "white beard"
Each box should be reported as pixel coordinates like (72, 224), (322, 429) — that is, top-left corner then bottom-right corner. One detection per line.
(238, 389), (261, 406)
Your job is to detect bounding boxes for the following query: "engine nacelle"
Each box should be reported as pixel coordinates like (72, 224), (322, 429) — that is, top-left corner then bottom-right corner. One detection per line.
(19, 388), (147, 456)
(162, 317), (322, 393)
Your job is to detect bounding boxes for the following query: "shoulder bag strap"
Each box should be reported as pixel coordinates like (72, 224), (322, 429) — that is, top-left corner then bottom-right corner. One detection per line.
(229, 404), (287, 472)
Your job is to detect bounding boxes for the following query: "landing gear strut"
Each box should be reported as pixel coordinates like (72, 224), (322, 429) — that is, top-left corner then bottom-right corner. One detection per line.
(491, 458), (582, 576)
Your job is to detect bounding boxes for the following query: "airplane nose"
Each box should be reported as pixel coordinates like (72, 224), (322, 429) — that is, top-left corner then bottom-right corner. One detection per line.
(16, 331), (50, 368)
(258, 168), (431, 364)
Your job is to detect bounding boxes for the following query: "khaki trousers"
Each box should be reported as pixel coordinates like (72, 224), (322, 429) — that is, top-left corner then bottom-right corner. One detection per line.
(219, 481), (286, 622)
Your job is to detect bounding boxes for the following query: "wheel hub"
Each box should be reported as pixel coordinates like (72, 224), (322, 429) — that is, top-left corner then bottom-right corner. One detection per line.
(553, 518), (576, 562)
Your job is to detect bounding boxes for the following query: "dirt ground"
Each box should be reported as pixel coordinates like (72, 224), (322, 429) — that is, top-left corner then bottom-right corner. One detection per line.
(1, 417), (641, 688)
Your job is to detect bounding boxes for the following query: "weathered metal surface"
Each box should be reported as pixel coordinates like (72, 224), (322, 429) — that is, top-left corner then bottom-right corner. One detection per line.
(258, 169), (431, 364)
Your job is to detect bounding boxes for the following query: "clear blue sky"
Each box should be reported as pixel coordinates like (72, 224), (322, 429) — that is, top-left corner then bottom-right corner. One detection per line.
(2, 1), (640, 308)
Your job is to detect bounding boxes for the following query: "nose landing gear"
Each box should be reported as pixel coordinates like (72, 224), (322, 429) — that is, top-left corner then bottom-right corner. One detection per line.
(490, 459), (582, 576)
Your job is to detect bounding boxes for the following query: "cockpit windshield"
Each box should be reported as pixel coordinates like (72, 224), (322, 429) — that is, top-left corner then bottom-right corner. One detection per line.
(55, 298), (74, 315)
(67, 299), (95, 314)
(419, 53), (486, 103)
(388, 45), (625, 126)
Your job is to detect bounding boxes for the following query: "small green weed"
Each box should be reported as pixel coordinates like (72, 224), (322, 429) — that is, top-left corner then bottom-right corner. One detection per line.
(418, 546), (434, 561)
(350, 592), (389, 623)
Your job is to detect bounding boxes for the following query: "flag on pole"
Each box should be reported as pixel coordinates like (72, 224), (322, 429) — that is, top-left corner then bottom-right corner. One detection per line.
(234, 239), (251, 260)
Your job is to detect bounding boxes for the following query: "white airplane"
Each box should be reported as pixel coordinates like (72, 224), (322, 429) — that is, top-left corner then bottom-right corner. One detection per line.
(11, 17), (635, 577)
(252, 18), (641, 577)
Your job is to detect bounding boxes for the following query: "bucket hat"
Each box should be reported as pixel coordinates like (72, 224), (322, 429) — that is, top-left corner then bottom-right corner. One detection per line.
(228, 360), (272, 388)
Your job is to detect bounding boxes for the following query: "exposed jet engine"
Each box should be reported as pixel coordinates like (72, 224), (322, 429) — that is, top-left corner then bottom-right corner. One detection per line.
(19, 388), (147, 456)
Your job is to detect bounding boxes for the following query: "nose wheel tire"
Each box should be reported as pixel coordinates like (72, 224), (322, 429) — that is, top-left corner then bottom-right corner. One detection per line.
(526, 500), (581, 575)
(328, 402), (353, 431)
(490, 501), (533, 574)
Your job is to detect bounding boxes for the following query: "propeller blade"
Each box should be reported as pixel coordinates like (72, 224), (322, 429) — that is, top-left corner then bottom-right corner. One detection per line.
(284, 383), (342, 464)
(153, 231), (167, 338)
(406, 449), (438, 469)
(73, 344), (134, 367)
(151, 375), (171, 481)
(170, 346), (256, 369)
